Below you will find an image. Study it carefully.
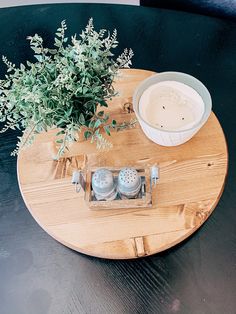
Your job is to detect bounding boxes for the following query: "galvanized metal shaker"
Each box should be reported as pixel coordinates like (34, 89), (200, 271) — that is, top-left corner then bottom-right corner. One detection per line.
(117, 167), (142, 199)
(92, 168), (117, 201)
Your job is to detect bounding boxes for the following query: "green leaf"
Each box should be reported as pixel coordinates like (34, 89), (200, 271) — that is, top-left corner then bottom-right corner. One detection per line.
(54, 38), (61, 47)
(48, 49), (57, 54)
(56, 139), (63, 144)
(66, 106), (73, 117)
(104, 125), (111, 136)
(94, 119), (102, 128)
(56, 130), (65, 136)
(34, 55), (43, 62)
(89, 120), (95, 128)
(84, 130), (92, 139)
(57, 118), (66, 126)
(79, 113), (85, 124)
(82, 87), (88, 94)
(31, 47), (41, 54)
(20, 63), (25, 71)
(99, 99), (108, 107)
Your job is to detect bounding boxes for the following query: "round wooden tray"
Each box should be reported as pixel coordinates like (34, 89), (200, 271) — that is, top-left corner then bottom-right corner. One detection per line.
(17, 69), (228, 259)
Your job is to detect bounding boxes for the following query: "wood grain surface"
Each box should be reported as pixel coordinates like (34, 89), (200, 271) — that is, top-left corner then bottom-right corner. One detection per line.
(17, 69), (228, 259)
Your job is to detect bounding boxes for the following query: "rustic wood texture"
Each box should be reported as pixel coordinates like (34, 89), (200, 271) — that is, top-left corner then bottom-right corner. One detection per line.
(17, 69), (228, 259)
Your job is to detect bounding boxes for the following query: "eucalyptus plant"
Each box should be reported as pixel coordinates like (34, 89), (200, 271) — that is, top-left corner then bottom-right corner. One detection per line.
(0, 19), (134, 159)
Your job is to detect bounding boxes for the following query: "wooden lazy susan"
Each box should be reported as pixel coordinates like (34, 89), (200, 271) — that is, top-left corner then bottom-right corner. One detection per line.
(17, 69), (228, 259)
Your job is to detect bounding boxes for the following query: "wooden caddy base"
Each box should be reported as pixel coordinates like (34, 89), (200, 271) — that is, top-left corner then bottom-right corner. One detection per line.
(17, 69), (228, 259)
(84, 166), (153, 210)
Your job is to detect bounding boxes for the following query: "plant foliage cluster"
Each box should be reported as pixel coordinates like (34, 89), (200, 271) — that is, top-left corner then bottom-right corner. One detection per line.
(0, 19), (134, 158)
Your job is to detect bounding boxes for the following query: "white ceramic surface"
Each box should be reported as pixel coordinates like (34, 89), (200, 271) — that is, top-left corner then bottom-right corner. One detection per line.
(133, 72), (212, 147)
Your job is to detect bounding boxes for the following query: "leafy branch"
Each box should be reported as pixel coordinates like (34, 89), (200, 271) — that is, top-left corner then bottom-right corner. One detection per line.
(0, 19), (134, 159)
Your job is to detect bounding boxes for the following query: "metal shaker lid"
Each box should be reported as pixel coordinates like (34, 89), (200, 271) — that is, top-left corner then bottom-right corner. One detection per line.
(118, 167), (141, 194)
(92, 168), (115, 196)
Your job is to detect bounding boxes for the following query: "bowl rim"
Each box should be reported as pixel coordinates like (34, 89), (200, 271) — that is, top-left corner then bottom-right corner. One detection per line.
(133, 71), (212, 134)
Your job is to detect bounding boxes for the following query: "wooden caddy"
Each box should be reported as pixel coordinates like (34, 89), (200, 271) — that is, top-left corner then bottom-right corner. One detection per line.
(17, 69), (228, 259)
(78, 166), (154, 210)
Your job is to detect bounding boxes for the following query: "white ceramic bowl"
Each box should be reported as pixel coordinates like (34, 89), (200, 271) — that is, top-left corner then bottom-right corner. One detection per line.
(133, 72), (212, 146)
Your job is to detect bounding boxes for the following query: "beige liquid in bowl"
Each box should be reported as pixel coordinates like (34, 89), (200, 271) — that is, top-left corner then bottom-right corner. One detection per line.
(139, 81), (205, 131)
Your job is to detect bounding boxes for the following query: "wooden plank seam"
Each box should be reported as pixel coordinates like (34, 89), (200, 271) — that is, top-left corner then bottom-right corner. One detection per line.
(134, 236), (146, 257)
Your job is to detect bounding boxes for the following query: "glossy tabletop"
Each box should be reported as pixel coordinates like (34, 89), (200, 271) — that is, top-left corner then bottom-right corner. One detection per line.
(0, 3), (236, 314)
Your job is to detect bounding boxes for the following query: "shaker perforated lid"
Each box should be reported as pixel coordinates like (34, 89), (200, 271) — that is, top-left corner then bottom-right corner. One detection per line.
(118, 167), (141, 195)
(92, 168), (115, 196)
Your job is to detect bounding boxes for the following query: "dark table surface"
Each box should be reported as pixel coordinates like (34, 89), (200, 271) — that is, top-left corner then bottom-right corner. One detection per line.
(0, 3), (236, 314)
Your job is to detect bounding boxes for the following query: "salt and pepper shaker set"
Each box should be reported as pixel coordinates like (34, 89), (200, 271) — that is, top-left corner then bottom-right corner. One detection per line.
(92, 167), (142, 201)
(72, 165), (159, 204)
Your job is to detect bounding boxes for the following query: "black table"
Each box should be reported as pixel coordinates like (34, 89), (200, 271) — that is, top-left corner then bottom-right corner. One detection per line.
(0, 4), (236, 314)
